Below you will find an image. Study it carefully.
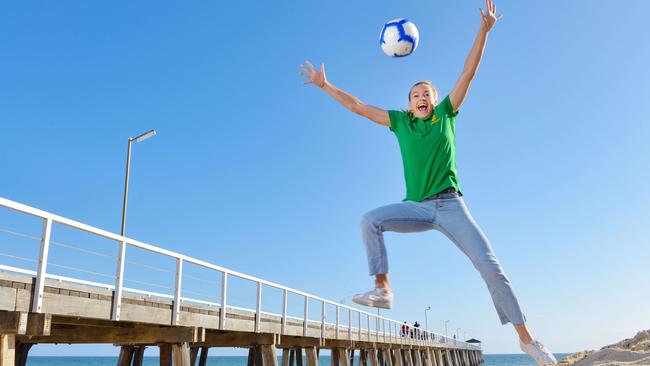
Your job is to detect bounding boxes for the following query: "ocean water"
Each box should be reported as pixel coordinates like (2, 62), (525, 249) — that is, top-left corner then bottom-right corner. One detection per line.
(25, 354), (572, 366)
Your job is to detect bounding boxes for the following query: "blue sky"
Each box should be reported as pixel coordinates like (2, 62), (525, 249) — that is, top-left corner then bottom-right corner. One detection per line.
(1, 0), (649, 357)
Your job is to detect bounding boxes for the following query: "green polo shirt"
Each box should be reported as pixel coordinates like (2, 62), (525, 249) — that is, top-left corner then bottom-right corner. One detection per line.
(388, 95), (461, 202)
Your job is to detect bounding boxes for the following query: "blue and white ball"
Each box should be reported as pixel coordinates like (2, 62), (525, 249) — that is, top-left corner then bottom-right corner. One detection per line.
(379, 18), (419, 57)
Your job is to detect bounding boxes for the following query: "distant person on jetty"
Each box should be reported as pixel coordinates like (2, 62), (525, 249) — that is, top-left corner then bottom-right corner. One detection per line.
(413, 321), (421, 339)
(401, 321), (409, 338)
(299, 1), (556, 365)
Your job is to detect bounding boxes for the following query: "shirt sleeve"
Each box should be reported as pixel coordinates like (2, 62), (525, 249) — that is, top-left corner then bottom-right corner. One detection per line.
(440, 95), (459, 118)
(388, 110), (404, 133)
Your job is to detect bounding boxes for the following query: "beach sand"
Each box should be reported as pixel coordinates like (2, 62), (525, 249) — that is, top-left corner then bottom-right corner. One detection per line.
(559, 329), (650, 365)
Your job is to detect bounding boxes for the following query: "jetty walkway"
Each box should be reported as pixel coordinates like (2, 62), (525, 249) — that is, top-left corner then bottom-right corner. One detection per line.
(0, 197), (483, 366)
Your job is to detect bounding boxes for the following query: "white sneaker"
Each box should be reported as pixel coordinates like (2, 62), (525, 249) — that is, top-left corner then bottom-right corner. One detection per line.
(352, 288), (393, 309)
(520, 339), (558, 366)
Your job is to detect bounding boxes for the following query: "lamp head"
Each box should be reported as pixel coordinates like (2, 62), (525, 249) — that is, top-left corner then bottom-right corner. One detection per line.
(134, 129), (156, 142)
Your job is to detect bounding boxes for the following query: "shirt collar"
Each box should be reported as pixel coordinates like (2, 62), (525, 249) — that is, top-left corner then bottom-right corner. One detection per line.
(408, 109), (436, 123)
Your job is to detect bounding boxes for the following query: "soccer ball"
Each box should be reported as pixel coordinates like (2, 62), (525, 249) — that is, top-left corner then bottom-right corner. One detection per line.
(379, 18), (419, 57)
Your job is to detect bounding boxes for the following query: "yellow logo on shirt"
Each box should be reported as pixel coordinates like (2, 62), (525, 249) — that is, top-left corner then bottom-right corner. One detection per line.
(431, 115), (440, 125)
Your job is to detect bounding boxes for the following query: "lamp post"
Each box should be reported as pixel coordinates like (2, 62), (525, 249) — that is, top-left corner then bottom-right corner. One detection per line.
(444, 320), (450, 338)
(121, 129), (156, 236)
(424, 306), (431, 331)
(456, 327), (461, 339)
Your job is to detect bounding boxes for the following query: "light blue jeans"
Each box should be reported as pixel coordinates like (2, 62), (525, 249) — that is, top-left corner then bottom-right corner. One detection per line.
(360, 193), (526, 325)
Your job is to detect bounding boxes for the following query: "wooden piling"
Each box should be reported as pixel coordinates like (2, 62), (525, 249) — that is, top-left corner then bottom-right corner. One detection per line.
(393, 348), (404, 366)
(360, 349), (368, 366)
(14, 342), (31, 366)
(0, 334), (16, 366)
(422, 349), (432, 366)
(297, 348), (304, 366)
(404, 348), (414, 366)
(262, 345), (280, 366)
(282, 349), (290, 366)
(340, 349), (350, 366)
(304, 346), (318, 366)
(331, 347), (340, 366)
(383, 349), (393, 366)
(198, 347), (209, 366)
(172, 343), (191, 366)
(117, 346), (134, 366)
(159, 344), (172, 366)
(411, 350), (419, 366)
(132, 346), (145, 366)
(368, 348), (378, 366)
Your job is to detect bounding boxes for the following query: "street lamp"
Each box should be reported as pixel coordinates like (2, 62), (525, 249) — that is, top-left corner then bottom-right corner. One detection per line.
(456, 327), (461, 339)
(444, 320), (450, 338)
(424, 306), (431, 331)
(121, 129), (156, 236)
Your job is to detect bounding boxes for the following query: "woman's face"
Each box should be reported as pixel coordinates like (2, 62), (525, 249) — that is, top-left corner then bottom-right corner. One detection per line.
(409, 84), (437, 119)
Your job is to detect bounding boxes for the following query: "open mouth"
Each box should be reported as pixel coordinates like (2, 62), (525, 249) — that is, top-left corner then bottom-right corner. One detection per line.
(417, 104), (428, 113)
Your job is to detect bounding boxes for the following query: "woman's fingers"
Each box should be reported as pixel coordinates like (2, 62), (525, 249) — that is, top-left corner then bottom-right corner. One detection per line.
(299, 60), (324, 86)
(305, 60), (317, 72)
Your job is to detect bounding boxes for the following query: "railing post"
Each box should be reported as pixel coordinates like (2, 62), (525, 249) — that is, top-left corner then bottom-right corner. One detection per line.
(367, 314), (370, 341)
(32, 218), (52, 313)
(376, 315), (380, 341)
(321, 301), (326, 339)
(220, 272), (228, 330)
(111, 240), (127, 320)
(255, 282), (262, 332)
(397, 322), (401, 343)
(335, 305), (340, 339)
(357, 311), (361, 340)
(281, 289), (288, 335)
(172, 258), (183, 325)
(348, 308), (352, 341)
(303, 296), (309, 336)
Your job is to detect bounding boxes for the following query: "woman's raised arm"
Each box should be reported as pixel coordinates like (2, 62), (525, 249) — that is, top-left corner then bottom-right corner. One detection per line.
(300, 61), (390, 127)
(449, 0), (502, 113)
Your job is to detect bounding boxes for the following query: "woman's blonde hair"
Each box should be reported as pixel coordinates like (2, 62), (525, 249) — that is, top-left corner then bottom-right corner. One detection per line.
(408, 80), (439, 102)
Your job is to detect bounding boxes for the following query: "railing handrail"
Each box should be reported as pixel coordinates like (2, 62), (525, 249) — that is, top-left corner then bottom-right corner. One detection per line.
(0, 196), (479, 349)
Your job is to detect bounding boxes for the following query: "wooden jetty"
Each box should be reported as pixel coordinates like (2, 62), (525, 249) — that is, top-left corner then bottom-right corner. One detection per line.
(0, 197), (483, 366)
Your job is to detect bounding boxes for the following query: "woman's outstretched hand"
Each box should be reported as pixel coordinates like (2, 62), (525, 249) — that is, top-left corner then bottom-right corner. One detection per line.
(299, 61), (327, 88)
(480, 0), (502, 32)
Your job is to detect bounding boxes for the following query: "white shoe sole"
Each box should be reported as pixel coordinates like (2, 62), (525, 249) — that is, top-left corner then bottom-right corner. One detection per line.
(352, 296), (393, 309)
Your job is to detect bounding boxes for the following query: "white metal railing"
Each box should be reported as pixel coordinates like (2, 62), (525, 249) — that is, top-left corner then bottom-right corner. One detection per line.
(0, 196), (480, 350)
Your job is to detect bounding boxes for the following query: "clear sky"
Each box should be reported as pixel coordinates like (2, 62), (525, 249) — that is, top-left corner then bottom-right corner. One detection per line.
(1, 0), (649, 357)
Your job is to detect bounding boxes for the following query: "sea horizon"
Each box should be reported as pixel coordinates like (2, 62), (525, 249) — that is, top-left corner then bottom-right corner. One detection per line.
(23, 354), (574, 366)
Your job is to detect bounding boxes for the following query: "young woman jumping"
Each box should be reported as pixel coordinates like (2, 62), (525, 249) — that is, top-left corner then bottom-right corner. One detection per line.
(299, 1), (557, 365)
